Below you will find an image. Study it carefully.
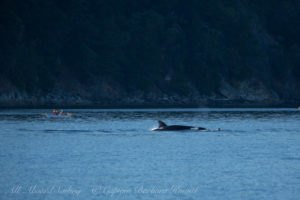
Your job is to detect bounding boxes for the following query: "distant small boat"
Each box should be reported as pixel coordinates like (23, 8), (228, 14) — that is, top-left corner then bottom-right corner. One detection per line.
(298, 106), (300, 110)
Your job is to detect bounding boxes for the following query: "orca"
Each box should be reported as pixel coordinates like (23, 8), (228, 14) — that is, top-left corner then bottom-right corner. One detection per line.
(151, 120), (209, 131)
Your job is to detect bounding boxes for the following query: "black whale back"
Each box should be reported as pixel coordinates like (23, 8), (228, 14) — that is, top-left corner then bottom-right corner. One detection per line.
(157, 120), (207, 131)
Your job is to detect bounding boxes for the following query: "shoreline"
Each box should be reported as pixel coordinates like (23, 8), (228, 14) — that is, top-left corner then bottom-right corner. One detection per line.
(0, 103), (299, 109)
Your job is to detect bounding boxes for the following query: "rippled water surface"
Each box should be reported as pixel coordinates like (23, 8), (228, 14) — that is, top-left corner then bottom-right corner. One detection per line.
(0, 108), (300, 200)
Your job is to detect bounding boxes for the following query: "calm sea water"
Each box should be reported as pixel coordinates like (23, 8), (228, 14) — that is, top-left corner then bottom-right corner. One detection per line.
(0, 108), (300, 200)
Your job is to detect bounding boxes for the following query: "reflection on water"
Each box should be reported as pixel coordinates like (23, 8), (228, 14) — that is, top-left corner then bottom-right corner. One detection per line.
(0, 108), (300, 200)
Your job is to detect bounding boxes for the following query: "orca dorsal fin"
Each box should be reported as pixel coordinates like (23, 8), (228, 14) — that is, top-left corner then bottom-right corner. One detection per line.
(158, 120), (167, 127)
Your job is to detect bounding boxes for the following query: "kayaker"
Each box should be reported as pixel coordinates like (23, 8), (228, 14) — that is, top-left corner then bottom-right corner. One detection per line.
(60, 109), (66, 115)
(52, 109), (58, 115)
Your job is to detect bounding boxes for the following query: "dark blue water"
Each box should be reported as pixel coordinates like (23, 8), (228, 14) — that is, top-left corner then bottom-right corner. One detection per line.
(0, 108), (300, 200)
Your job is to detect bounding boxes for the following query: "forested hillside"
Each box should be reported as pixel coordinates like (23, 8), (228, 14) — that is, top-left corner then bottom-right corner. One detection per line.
(1, 0), (300, 107)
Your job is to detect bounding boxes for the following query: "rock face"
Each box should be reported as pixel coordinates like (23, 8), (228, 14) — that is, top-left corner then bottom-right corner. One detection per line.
(0, 78), (298, 108)
(219, 79), (281, 104)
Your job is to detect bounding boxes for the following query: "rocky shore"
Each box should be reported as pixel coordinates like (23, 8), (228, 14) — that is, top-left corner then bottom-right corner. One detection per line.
(1, 79), (299, 108)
